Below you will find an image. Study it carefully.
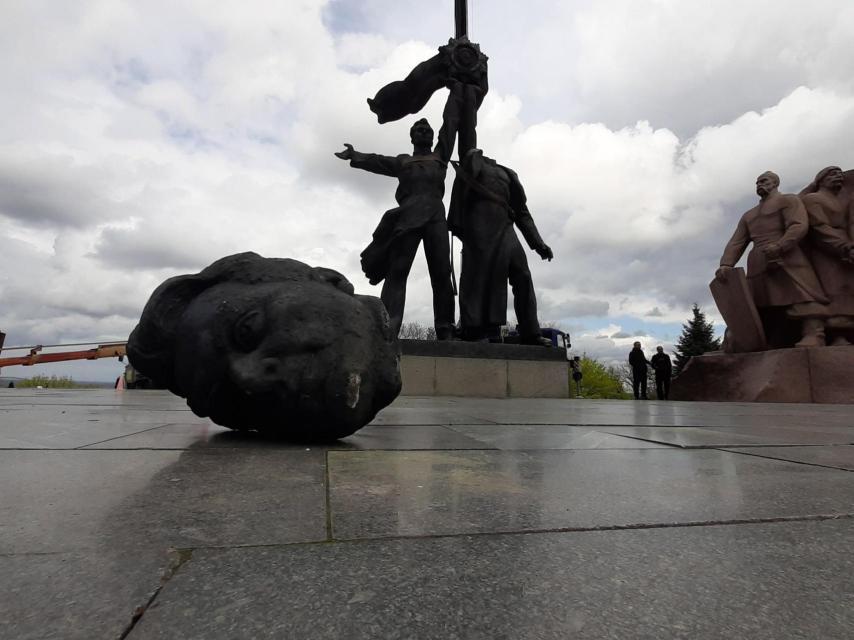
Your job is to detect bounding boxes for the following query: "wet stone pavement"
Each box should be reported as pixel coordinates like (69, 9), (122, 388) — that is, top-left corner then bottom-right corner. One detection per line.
(1, 389), (854, 639)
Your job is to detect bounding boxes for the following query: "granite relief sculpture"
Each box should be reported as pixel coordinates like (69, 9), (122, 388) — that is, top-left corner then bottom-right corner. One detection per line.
(127, 253), (401, 440)
(673, 168), (854, 403)
(714, 171), (829, 351)
(801, 167), (854, 346)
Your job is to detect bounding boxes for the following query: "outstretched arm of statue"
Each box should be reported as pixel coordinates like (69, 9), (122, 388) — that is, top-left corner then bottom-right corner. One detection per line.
(434, 82), (465, 165)
(718, 217), (750, 278)
(335, 144), (401, 177)
(457, 79), (487, 160)
(509, 171), (553, 261)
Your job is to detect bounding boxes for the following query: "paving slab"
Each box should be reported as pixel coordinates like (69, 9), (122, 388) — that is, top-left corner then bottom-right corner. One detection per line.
(724, 445), (854, 471)
(447, 424), (670, 449)
(3, 390), (854, 640)
(0, 389), (191, 409)
(0, 406), (208, 449)
(328, 449), (854, 539)
(0, 449), (327, 554)
(395, 399), (854, 428)
(0, 548), (174, 640)
(128, 519), (854, 640)
(340, 425), (493, 450)
(81, 423), (493, 451)
(602, 425), (854, 448)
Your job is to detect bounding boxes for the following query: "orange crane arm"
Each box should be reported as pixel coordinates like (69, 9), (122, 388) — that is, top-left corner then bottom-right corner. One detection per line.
(0, 343), (127, 368)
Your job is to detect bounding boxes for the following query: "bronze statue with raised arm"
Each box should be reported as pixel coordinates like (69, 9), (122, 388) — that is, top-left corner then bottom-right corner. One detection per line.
(335, 85), (465, 340)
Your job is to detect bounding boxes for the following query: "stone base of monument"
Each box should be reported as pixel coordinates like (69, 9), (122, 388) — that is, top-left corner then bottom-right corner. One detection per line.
(670, 346), (854, 404)
(400, 339), (570, 398)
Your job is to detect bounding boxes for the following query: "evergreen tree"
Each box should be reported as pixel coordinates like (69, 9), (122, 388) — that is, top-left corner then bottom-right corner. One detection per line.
(674, 304), (721, 375)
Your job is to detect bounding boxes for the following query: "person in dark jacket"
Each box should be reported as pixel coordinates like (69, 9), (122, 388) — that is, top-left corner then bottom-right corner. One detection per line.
(628, 341), (650, 399)
(650, 346), (673, 400)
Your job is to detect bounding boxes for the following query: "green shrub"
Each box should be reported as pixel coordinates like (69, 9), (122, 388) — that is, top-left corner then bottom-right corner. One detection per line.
(574, 356), (631, 399)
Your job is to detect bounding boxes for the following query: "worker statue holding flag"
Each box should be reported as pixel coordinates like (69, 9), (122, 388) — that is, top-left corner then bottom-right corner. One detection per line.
(335, 2), (488, 340)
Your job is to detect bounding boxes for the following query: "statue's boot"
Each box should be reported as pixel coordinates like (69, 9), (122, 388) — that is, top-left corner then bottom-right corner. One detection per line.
(794, 318), (826, 348)
(830, 336), (852, 346)
(436, 325), (458, 341)
(521, 334), (554, 347)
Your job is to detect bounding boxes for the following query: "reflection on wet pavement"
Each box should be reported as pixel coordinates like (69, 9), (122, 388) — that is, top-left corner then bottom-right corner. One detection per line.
(2, 389), (853, 639)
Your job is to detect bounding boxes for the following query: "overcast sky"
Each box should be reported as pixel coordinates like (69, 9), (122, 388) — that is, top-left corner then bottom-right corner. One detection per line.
(2, 0), (854, 381)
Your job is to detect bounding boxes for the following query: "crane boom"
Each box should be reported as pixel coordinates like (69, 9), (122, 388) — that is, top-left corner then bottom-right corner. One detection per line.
(0, 343), (126, 368)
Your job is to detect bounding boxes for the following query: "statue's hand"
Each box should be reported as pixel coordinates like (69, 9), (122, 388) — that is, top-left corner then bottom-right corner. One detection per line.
(466, 82), (486, 103)
(537, 244), (554, 262)
(715, 266), (733, 282)
(446, 78), (464, 93)
(335, 144), (355, 160)
(763, 242), (782, 260)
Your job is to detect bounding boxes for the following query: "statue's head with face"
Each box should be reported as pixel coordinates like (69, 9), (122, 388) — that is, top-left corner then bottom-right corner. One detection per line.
(409, 118), (434, 150)
(816, 166), (844, 192)
(128, 253), (401, 440)
(756, 171), (780, 199)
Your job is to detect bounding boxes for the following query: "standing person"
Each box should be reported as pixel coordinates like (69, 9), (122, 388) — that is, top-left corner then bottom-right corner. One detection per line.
(628, 342), (650, 400)
(335, 83), (466, 340)
(650, 346), (673, 400)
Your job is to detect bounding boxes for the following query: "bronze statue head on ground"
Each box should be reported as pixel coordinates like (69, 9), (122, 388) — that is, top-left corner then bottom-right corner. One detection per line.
(127, 252), (401, 440)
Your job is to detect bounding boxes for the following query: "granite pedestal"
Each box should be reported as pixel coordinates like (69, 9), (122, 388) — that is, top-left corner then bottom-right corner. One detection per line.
(400, 339), (570, 398)
(671, 345), (854, 403)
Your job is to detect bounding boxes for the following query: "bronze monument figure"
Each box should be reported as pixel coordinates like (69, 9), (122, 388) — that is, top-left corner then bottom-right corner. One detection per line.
(335, 86), (464, 340)
(336, 1), (488, 340)
(335, 1), (553, 344)
(127, 253), (401, 441)
(448, 85), (554, 344)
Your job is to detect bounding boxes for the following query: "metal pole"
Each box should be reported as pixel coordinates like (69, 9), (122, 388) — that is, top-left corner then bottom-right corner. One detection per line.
(455, 0), (468, 38)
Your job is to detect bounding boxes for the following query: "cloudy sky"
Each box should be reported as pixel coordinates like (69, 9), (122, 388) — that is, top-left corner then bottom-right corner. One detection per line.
(2, 0), (854, 381)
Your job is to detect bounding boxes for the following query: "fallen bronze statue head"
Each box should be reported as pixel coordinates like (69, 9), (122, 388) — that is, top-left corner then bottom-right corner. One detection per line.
(128, 252), (401, 440)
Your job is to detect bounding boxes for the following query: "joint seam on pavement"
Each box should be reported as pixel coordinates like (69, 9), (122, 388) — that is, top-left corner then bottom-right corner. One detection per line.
(168, 512), (854, 554)
(601, 432), (854, 450)
(73, 423), (181, 449)
(324, 451), (334, 540)
(714, 447), (854, 473)
(119, 548), (193, 639)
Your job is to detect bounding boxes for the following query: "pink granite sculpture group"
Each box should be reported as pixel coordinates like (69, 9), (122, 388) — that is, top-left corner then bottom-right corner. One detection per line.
(714, 167), (854, 352)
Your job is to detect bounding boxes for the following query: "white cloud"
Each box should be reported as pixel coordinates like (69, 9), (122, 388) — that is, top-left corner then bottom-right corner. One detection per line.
(1, 0), (852, 381)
